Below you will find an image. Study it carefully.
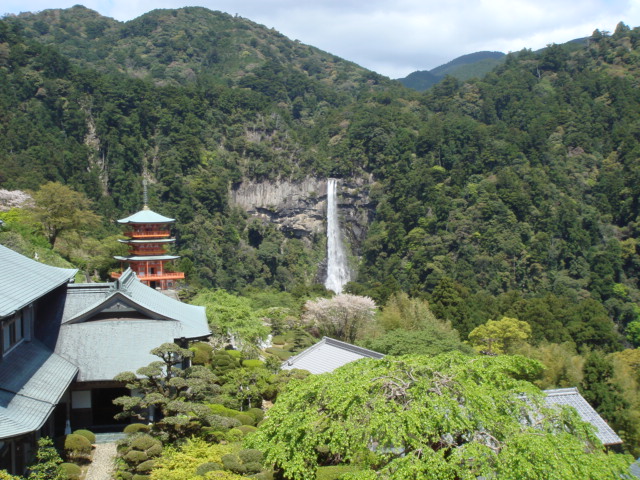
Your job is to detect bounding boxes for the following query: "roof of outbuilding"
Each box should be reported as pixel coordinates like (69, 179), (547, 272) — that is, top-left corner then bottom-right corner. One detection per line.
(543, 387), (622, 446)
(282, 337), (384, 374)
(117, 207), (174, 224)
(0, 245), (77, 318)
(0, 340), (78, 439)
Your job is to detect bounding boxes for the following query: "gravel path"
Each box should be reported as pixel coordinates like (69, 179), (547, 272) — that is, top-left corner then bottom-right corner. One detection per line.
(85, 443), (117, 480)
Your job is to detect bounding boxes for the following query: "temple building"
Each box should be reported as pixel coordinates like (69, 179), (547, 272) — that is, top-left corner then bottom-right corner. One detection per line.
(112, 205), (185, 289)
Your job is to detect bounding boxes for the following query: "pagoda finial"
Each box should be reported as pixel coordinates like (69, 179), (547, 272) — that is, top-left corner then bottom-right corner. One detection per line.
(142, 179), (149, 210)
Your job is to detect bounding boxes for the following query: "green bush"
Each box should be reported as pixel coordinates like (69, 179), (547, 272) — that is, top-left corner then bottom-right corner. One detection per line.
(195, 461), (223, 476)
(208, 404), (241, 418)
(145, 443), (163, 458)
(237, 425), (257, 435)
(124, 450), (148, 466)
(225, 428), (244, 442)
(130, 434), (159, 452)
(202, 429), (226, 442)
(252, 472), (274, 480)
(72, 429), (96, 444)
(60, 462), (81, 480)
(64, 434), (91, 459)
(238, 449), (263, 464)
(191, 342), (214, 365)
(265, 348), (291, 360)
(247, 407), (264, 423)
(226, 350), (242, 358)
(117, 471), (133, 480)
(272, 336), (286, 345)
(136, 459), (156, 473)
(124, 423), (150, 435)
(131, 475), (150, 480)
(242, 359), (264, 368)
(234, 413), (255, 426)
(221, 454), (245, 474)
(315, 466), (360, 480)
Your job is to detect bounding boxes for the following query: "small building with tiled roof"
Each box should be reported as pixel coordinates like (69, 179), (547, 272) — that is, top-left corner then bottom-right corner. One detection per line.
(543, 387), (622, 447)
(282, 336), (384, 374)
(0, 244), (210, 475)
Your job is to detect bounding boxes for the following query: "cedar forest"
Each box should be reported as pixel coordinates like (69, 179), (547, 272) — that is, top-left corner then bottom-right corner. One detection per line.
(1, 6), (640, 479)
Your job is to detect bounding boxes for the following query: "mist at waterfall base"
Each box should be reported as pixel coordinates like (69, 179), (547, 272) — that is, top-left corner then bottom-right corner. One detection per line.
(324, 179), (351, 294)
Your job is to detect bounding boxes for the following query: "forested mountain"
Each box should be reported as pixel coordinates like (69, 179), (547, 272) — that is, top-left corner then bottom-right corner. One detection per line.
(2, 9), (640, 354)
(398, 50), (506, 91)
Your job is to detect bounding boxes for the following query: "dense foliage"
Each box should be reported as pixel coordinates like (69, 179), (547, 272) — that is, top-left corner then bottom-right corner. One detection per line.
(247, 353), (632, 479)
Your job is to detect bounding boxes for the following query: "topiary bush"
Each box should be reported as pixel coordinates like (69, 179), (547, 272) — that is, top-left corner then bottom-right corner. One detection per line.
(130, 434), (159, 452)
(238, 449), (263, 465)
(221, 454), (245, 474)
(64, 434), (91, 460)
(131, 475), (150, 480)
(234, 413), (255, 426)
(195, 461), (223, 476)
(242, 359), (264, 368)
(247, 408), (264, 423)
(191, 342), (214, 365)
(124, 423), (150, 435)
(136, 459), (156, 473)
(72, 429), (96, 444)
(124, 450), (148, 466)
(272, 335), (286, 345)
(237, 425), (257, 435)
(60, 462), (81, 480)
(208, 404), (241, 418)
(225, 428), (244, 442)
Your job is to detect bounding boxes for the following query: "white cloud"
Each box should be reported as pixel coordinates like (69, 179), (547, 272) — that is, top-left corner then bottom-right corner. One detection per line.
(2, 0), (640, 78)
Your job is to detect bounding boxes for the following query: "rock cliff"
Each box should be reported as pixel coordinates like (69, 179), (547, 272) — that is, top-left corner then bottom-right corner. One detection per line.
(230, 176), (374, 254)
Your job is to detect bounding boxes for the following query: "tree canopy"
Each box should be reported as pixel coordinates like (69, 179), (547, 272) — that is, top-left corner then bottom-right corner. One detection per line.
(247, 352), (632, 479)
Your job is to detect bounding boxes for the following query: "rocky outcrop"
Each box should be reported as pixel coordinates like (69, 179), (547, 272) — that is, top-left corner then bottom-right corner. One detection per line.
(230, 176), (375, 253)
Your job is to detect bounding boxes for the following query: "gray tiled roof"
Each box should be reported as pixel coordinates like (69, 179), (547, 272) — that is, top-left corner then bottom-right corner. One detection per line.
(282, 337), (384, 374)
(543, 387), (622, 446)
(56, 320), (186, 381)
(0, 340), (78, 439)
(55, 269), (209, 382)
(61, 269), (208, 338)
(0, 245), (77, 318)
(117, 207), (174, 224)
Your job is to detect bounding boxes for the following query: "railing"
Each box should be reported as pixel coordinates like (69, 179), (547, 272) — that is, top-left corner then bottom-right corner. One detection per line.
(124, 230), (170, 238)
(111, 272), (185, 280)
(129, 248), (167, 255)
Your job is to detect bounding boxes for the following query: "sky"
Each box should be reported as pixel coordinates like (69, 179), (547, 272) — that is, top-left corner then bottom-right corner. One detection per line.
(2, 0), (640, 78)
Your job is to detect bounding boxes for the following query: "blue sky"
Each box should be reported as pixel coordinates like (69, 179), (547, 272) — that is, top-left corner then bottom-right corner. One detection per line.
(2, 0), (639, 78)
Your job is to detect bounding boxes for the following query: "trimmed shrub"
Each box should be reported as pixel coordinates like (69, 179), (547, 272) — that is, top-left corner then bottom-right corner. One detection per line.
(225, 428), (244, 442)
(238, 449), (263, 465)
(236, 425), (257, 435)
(64, 434), (91, 459)
(136, 460), (156, 473)
(145, 443), (163, 458)
(130, 434), (159, 452)
(72, 429), (96, 444)
(191, 342), (213, 365)
(225, 350), (242, 358)
(195, 461), (223, 476)
(242, 359), (263, 368)
(271, 336), (286, 345)
(132, 475), (150, 480)
(60, 462), (81, 480)
(247, 408), (264, 423)
(264, 348), (290, 360)
(202, 428), (226, 442)
(207, 404), (241, 418)
(234, 413), (255, 426)
(124, 450), (148, 466)
(252, 472), (274, 480)
(221, 454), (245, 474)
(124, 423), (150, 435)
(244, 462), (263, 474)
(117, 472), (133, 480)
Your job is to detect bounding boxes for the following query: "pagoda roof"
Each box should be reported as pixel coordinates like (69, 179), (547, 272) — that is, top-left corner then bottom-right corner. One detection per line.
(117, 207), (175, 224)
(0, 245), (77, 318)
(114, 255), (180, 261)
(118, 238), (175, 244)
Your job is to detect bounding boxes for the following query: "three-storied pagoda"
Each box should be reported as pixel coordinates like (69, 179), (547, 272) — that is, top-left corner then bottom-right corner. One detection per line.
(112, 204), (185, 289)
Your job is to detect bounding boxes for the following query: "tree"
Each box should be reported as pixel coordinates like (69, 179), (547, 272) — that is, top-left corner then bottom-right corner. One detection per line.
(468, 316), (531, 355)
(26, 437), (64, 480)
(113, 343), (222, 442)
(300, 294), (376, 343)
(248, 353), (631, 479)
(30, 182), (101, 247)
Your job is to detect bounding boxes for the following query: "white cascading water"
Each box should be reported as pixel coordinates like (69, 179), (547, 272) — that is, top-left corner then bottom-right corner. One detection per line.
(325, 178), (350, 293)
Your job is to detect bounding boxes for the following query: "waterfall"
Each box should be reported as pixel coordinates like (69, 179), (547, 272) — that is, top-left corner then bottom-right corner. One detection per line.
(325, 178), (350, 293)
